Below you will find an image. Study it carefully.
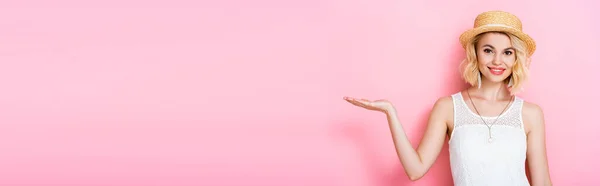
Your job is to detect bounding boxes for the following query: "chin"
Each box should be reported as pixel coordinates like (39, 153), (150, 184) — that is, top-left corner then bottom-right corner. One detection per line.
(482, 73), (510, 83)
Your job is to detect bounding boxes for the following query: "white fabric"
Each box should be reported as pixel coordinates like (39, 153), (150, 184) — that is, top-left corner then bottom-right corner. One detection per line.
(448, 92), (530, 186)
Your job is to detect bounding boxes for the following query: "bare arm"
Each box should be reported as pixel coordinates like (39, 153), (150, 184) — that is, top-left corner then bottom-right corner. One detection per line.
(385, 97), (451, 181)
(523, 102), (553, 186)
(344, 96), (451, 181)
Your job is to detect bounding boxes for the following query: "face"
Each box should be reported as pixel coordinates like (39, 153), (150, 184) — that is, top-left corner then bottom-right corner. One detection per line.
(476, 32), (516, 83)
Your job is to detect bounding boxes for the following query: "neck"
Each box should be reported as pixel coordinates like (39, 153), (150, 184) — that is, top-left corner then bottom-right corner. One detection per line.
(471, 79), (512, 101)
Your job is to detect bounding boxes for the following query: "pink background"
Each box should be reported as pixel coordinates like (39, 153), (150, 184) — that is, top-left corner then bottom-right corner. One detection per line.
(1, 0), (599, 185)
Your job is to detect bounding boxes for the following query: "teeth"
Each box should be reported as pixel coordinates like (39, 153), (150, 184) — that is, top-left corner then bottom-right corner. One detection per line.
(491, 69), (503, 73)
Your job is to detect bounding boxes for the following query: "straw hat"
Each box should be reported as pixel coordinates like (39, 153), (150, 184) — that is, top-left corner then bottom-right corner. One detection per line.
(459, 10), (536, 56)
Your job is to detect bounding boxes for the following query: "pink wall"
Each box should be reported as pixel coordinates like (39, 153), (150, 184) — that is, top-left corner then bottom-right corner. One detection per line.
(1, 0), (598, 185)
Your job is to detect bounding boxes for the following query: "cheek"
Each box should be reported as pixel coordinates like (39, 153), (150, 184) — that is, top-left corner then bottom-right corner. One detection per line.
(503, 54), (517, 63)
(504, 60), (516, 69)
(478, 54), (493, 62)
(477, 55), (492, 69)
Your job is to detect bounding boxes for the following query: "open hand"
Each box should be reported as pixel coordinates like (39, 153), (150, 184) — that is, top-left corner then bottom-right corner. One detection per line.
(343, 96), (395, 113)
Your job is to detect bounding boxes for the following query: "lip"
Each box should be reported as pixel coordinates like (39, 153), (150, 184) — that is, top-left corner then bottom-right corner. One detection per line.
(488, 67), (505, 75)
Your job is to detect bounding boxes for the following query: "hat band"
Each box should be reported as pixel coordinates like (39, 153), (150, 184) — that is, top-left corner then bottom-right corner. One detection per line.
(476, 23), (520, 31)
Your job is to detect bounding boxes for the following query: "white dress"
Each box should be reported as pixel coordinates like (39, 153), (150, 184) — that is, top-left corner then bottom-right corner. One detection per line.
(448, 92), (530, 186)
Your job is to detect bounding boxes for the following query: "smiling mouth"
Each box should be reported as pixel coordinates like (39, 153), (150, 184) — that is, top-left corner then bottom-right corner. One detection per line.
(488, 67), (505, 75)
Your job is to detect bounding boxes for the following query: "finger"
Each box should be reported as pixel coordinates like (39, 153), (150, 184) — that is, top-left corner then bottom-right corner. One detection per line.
(352, 98), (368, 104)
(344, 99), (358, 105)
(343, 98), (360, 105)
(347, 101), (367, 108)
(343, 97), (374, 107)
(343, 97), (357, 103)
(343, 96), (358, 101)
(345, 97), (367, 103)
(352, 99), (369, 105)
(356, 100), (372, 106)
(346, 99), (370, 107)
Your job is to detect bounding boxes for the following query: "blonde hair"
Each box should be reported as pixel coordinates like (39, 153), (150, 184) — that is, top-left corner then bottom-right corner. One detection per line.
(459, 31), (530, 94)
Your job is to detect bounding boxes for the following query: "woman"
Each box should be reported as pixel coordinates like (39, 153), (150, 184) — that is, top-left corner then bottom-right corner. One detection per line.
(344, 11), (552, 186)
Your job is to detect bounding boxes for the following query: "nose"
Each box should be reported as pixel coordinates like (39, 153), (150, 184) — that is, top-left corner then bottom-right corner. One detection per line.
(492, 53), (503, 65)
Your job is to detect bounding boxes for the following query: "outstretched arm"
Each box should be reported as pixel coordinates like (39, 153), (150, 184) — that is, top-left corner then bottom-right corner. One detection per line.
(387, 96), (451, 181)
(344, 96), (451, 181)
(524, 102), (553, 186)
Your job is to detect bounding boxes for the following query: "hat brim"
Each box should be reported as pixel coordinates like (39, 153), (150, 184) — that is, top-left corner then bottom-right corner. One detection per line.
(459, 25), (536, 56)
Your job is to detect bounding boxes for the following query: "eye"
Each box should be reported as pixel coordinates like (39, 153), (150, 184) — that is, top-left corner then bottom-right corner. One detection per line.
(483, 48), (493, 53)
(504, 51), (513, 55)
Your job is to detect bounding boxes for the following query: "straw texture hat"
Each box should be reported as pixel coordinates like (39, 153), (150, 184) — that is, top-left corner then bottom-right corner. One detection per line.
(459, 10), (536, 56)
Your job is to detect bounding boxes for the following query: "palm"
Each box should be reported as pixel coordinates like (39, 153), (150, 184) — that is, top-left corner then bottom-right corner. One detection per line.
(344, 96), (394, 112)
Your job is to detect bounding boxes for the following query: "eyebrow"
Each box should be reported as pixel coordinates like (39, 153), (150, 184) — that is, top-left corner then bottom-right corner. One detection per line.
(482, 44), (515, 51)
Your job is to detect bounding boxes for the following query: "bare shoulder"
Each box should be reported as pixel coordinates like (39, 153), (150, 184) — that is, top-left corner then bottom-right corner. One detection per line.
(522, 101), (545, 133)
(432, 96), (454, 111)
(430, 96), (454, 121)
(522, 101), (544, 121)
